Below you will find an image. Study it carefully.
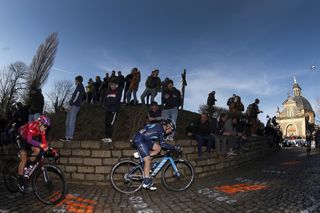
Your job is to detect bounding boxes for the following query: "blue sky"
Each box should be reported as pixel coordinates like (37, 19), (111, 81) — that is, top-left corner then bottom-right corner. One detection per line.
(1, 0), (320, 123)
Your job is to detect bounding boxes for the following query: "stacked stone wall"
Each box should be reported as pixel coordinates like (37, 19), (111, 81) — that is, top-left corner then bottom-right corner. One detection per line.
(0, 136), (274, 185)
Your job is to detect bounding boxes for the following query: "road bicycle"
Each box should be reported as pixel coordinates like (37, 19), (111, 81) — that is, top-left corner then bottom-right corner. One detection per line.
(110, 149), (195, 194)
(2, 141), (68, 205)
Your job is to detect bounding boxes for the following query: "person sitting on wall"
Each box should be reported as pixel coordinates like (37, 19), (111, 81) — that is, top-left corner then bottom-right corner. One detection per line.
(147, 101), (163, 124)
(186, 113), (215, 160)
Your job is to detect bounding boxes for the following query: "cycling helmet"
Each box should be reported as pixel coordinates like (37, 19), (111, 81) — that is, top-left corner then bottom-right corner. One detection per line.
(38, 115), (51, 127)
(162, 118), (176, 131)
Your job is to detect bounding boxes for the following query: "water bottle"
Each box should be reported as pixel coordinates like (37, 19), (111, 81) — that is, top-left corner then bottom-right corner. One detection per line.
(24, 164), (33, 178)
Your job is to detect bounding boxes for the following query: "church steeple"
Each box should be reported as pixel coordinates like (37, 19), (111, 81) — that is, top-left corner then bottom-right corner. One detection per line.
(293, 76), (301, 96)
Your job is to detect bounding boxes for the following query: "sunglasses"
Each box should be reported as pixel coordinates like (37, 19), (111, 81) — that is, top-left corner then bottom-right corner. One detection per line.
(42, 124), (49, 128)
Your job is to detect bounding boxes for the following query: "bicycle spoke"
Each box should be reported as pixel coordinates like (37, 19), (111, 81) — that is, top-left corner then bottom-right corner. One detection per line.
(110, 160), (143, 194)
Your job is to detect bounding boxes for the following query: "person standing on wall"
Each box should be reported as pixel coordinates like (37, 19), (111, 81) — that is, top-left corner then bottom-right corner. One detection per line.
(60, 75), (85, 142)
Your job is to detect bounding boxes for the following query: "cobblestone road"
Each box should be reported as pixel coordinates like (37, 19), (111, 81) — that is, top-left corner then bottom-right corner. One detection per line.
(1, 147), (320, 213)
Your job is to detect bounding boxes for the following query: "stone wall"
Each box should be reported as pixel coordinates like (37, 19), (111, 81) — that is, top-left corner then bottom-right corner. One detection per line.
(0, 136), (274, 185)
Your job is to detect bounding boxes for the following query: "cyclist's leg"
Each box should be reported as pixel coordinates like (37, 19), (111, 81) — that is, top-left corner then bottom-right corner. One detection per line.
(18, 150), (28, 176)
(30, 146), (41, 162)
(150, 143), (161, 157)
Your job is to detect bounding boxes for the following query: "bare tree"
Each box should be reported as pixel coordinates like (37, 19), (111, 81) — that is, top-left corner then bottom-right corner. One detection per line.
(0, 62), (27, 118)
(24, 32), (59, 103)
(46, 80), (74, 112)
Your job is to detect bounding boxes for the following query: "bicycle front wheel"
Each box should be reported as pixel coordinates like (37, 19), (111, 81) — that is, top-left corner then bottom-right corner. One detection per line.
(32, 164), (68, 205)
(161, 159), (195, 192)
(110, 160), (144, 194)
(2, 159), (19, 193)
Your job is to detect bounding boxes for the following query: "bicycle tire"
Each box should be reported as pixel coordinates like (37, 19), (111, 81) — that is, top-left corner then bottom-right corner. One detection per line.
(161, 159), (195, 192)
(32, 164), (68, 205)
(2, 159), (19, 193)
(110, 159), (144, 194)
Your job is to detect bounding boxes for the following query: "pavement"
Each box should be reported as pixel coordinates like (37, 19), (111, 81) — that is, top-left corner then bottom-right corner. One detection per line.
(1, 147), (320, 213)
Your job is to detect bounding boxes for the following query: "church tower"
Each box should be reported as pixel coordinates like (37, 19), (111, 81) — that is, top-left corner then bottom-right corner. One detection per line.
(276, 77), (315, 138)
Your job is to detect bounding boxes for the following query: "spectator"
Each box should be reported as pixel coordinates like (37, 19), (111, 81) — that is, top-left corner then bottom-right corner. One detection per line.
(305, 116), (313, 153)
(101, 73), (110, 102)
(207, 91), (217, 107)
(109, 70), (117, 85)
(141, 69), (161, 105)
(126, 68), (140, 105)
(60, 75), (85, 142)
(246, 98), (263, 136)
(147, 101), (163, 124)
(29, 87), (44, 121)
(124, 70), (133, 103)
(186, 113), (215, 159)
(117, 71), (125, 101)
(227, 94), (236, 110)
(161, 80), (181, 140)
(228, 94), (244, 114)
(215, 113), (228, 159)
(93, 76), (102, 103)
(86, 78), (94, 104)
(12, 102), (29, 129)
(161, 77), (171, 92)
(101, 82), (121, 143)
(223, 116), (248, 156)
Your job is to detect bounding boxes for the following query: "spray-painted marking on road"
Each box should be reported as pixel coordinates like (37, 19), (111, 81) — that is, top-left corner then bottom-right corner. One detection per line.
(53, 194), (97, 213)
(214, 183), (267, 195)
(129, 196), (161, 213)
(198, 187), (237, 204)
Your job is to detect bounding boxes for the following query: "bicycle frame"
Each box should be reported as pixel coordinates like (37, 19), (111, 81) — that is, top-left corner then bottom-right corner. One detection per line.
(150, 157), (178, 177)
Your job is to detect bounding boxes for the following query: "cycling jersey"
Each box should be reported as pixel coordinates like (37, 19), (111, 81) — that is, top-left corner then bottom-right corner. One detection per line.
(18, 120), (47, 148)
(133, 123), (175, 158)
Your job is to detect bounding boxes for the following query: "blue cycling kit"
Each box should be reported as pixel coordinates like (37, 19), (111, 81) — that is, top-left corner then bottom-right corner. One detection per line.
(133, 123), (175, 158)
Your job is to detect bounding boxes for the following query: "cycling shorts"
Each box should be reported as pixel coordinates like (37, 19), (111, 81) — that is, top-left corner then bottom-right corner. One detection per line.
(133, 133), (154, 158)
(16, 135), (40, 152)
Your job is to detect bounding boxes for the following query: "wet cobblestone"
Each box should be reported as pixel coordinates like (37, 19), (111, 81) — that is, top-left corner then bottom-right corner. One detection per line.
(1, 147), (320, 212)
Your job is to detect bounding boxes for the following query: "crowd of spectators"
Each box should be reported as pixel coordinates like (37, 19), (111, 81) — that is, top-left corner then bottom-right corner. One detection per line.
(0, 66), (304, 163)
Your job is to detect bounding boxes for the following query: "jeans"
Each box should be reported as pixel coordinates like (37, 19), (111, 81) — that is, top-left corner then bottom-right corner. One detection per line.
(65, 105), (80, 139)
(126, 90), (138, 104)
(29, 113), (40, 122)
(214, 135), (228, 155)
(192, 134), (214, 157)
(162, 107), (178, 137)
(140, 88), (158, 104)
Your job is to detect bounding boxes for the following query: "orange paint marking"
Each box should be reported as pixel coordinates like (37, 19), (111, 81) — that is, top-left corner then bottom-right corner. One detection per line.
(55, 193), (96, 212)
(214, 183), (267, 195)
(281, 161), (300, 166)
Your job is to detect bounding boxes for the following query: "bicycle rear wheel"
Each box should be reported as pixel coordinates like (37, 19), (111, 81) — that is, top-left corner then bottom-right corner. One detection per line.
(161, 159), (195, 192)
(32, 164), (67, 205)
(110, 160), (144, 194)
(2, 159), (19, 193)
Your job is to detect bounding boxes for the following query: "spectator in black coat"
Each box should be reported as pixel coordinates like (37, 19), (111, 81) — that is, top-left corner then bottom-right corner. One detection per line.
(207, 91), (217, 107)
(29, 87), (44, 121)
(161, 80), (181, 140)
(101, 82), (121, 143)
(124, 72), (133, 103)
(117, 71), (125, 100)
(186, 113), (215, 159)
(93, 76), (102, 103)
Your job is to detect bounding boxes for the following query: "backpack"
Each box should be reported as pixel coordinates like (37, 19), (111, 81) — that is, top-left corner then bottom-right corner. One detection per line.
(246, 104), (256, 117)
(227, 97), (235, 106)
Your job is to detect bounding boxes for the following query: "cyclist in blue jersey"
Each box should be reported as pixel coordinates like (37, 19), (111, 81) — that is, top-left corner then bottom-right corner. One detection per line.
(133, 118), (180, 190)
